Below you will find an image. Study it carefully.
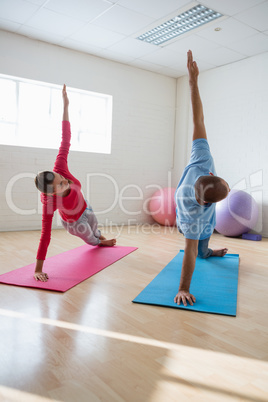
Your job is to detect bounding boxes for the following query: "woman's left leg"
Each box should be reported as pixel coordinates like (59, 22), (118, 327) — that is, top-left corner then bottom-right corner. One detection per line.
(61, 204), (116, 247)
(61, 208), (101, 246)
(86, 207), (101, 240)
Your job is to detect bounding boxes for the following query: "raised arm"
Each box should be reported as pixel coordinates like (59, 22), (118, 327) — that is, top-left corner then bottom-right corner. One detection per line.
(187, 50), (207, 141)
(53, 85), (71, 172)
(62, 84), (69, 121)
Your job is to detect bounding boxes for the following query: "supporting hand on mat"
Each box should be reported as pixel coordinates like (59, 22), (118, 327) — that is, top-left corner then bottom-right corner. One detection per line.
(34, 272), (49, 282)
(174, 290), (196, 307)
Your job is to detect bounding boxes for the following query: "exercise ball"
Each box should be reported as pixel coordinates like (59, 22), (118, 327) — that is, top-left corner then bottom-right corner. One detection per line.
(149, 187), (176, 226)
(215, 190), (258, 237)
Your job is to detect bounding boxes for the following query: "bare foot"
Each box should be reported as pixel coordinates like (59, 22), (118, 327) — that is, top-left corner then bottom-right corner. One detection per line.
(99, 235), (106, 241)
(99, 239), (116, 247)
(212, 248), (228, 257)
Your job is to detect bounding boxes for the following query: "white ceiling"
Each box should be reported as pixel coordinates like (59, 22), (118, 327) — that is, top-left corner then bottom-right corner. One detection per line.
(0, 0), (268, 78)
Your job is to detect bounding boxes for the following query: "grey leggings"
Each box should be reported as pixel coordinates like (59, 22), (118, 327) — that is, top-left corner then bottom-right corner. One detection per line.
(61, 202), (101, 246)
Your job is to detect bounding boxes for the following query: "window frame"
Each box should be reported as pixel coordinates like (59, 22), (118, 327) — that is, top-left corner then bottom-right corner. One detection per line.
(0, 73), (113, 154)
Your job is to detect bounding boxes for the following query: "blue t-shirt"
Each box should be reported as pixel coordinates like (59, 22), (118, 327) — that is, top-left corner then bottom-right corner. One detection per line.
(175, 139), (216, 240)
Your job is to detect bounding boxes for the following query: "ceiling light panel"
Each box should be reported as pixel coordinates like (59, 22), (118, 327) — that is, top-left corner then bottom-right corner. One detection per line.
(137, 4), (223, 46)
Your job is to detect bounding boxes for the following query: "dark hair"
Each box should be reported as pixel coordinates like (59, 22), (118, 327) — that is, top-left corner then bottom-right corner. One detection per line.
(195, 175), (228, 203)
(35, 171), (55, 194)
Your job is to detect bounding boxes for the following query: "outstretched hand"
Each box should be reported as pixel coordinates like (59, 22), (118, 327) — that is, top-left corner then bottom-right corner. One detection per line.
(187, 50), (199, 83)
(62, 84), (69, 108)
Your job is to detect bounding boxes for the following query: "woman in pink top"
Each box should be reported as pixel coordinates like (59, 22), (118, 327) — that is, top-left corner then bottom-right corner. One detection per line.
(34, 85), (116, 282)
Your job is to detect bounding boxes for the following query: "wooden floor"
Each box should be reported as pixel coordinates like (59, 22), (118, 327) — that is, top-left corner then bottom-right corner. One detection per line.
(0, 226), (267, 402)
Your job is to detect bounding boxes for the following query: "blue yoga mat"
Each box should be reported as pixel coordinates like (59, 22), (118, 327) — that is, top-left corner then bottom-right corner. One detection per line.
(133, 251), (239, 316)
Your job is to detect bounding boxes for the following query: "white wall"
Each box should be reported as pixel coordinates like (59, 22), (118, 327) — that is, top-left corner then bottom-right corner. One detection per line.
(173, 52), (268, 236)
(0, 30), (176, 232)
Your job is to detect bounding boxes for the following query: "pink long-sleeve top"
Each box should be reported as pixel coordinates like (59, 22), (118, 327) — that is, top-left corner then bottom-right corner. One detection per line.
(36, 121), (87, 260)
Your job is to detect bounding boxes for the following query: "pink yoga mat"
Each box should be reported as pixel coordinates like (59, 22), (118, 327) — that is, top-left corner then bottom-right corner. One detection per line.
(0, 245), (137, 292)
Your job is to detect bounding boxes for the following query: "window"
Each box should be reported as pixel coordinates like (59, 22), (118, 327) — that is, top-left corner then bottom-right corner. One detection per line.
(0, 74), (113, 154)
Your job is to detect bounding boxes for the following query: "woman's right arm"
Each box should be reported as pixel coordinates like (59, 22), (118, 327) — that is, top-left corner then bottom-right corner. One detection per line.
(34, 199), (54, 282)
(34, 260), (49, 282)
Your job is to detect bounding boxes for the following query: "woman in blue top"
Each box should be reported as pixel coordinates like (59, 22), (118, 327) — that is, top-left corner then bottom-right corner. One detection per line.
(174, 51), (230, 307)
